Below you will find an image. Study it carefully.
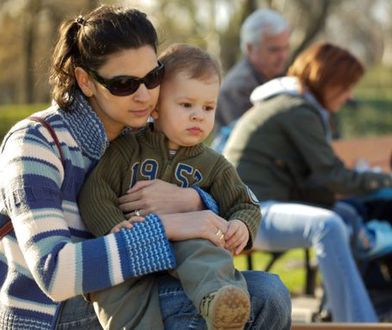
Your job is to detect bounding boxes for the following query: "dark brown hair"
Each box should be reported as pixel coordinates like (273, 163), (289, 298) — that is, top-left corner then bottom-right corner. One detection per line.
(158, 43), (222, 84)
(288, 43), (364, 107)
(49, 5), (158, 109)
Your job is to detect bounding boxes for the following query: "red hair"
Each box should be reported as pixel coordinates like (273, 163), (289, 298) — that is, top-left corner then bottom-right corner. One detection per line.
(288, 43), (364, 107)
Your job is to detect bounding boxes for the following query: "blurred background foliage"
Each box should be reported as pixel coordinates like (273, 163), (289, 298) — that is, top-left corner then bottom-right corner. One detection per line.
(0, 0), (391, 141)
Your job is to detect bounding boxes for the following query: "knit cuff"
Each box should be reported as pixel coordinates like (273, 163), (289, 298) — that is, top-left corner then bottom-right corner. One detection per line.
(118, 214), (176, 277)
(192, 185), (219, 214)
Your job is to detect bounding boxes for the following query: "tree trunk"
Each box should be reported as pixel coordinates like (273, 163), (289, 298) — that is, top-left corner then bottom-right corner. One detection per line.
(24, 0), (41, 104)
(289, 0), (331, 64)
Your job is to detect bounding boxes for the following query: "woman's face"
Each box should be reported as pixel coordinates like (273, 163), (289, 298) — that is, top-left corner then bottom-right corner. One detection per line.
(323, 85), (354, 113)
(86, 46), (160, 140)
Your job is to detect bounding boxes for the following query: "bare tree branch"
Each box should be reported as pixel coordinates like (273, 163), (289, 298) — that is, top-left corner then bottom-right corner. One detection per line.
(289, 0), (332, 64)
(24, 0), (42, 103)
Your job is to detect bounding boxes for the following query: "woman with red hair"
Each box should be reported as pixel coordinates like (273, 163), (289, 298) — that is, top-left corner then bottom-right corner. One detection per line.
(225, 43), (392, 322)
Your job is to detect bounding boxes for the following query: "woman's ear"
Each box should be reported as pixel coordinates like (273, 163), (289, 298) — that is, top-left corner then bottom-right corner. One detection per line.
(151, 108), (159, 120)
(74, 67), (94, 97)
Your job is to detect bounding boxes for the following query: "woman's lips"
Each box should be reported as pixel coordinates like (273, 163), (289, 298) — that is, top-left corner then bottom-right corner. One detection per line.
(130, 109), (149, 117)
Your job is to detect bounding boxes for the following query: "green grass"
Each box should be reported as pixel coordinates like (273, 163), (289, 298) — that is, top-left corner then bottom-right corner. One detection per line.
(0, 103), (47, 142)
(337, 65), (392, 138)
(234, 249), (319, 295)
(338, 94), (392, 138)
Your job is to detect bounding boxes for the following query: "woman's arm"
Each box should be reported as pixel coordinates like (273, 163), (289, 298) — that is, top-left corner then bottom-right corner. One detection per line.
(118, 179), (218, 215)
(160, 210), (228, 248)
(0, 124), (175, 301)
(117, 181), (226, 246)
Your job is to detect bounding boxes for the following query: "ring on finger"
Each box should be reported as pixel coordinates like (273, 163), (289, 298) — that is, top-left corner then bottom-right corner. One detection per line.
(215, 228), (224, 240)
(135, 209), (142, 217)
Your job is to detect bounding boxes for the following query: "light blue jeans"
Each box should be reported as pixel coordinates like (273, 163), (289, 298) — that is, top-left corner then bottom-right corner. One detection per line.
(56, 271), (291, 329)
(254, 200), (378, 322)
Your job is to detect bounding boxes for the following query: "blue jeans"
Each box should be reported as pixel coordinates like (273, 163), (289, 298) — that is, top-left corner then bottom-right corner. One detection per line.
(254, 201), (378, 322)
(57, 271), (291, 329)
(56, 296), (102, 329)
(158, 271), (291, 329)
(333, 201), (367, 253)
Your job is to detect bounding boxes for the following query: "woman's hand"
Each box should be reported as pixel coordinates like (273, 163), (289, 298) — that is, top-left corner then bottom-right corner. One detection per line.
(118, 179), (203, 216)
(160, 210), (229, 248)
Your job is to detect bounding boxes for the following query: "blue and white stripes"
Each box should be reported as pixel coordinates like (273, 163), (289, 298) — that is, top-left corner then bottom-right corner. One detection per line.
(0, 94), (176, 329)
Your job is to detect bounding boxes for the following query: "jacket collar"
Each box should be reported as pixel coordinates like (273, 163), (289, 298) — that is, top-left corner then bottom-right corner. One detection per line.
(139, 124), (206, 159)
(59, 91), (109, 161)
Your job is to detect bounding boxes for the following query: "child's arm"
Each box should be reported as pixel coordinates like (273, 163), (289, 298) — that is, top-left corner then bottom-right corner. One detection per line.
(210, 155), (261, 251)
(79, 139), (134, 236)
(118, 179), (219, 216)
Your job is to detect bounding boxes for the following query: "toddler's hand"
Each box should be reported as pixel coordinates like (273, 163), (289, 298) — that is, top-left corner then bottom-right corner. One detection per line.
(110, 216), (145, 233)
(224, 219), (249, 255)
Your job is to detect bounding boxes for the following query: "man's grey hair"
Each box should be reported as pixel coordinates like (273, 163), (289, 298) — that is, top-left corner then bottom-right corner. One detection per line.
(240, 8), (289, 54)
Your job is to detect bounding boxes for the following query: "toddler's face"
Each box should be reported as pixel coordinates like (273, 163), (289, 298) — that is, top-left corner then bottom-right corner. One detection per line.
(154, 72), (219, 150)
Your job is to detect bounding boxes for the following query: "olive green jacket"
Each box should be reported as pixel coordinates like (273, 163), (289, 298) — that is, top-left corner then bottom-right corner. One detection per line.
(79, 126), (260, 247)
(224, 93), (392, 203)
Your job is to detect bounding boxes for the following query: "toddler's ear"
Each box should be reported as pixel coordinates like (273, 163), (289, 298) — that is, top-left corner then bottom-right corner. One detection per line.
(151, 108), (159, 120)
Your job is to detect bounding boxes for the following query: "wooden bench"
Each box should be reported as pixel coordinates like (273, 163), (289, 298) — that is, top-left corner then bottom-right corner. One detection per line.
(332, 134), (392, 172)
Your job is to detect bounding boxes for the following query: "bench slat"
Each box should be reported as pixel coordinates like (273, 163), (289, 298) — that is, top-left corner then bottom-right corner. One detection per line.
(332, 134), (392, 172)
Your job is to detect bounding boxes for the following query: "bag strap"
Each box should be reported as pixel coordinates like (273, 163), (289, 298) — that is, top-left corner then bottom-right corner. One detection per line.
(29, 116), (65, 166)
(0, 221), (13, 239)
(0, 116), (65, 239)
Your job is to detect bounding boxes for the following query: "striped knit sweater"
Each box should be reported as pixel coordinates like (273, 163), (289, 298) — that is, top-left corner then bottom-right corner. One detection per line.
(0, 94), (182, 329)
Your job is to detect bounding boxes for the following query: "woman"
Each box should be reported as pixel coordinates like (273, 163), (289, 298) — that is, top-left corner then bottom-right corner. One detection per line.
(224, 43), (392, 322)
(0, 5), (291, 330)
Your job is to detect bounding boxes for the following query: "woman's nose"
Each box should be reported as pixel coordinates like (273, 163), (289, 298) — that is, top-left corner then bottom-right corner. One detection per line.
(133, 84), (152, 102)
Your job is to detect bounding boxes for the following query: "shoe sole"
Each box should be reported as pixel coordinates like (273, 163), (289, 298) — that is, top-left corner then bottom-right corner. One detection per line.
(209, 285), (250, 330)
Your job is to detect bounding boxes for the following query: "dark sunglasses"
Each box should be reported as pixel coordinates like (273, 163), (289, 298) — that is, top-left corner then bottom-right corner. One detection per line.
(88, 61), (165, 96)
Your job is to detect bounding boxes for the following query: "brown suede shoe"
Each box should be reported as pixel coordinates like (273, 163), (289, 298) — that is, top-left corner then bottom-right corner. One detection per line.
(200, 285), (250, 330)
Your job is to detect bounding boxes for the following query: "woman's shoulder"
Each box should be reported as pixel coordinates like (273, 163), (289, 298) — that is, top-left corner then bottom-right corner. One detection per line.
(242, 94), (316, 126)
(271, 93), (316, 112)
(261, 94), (320, 124)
